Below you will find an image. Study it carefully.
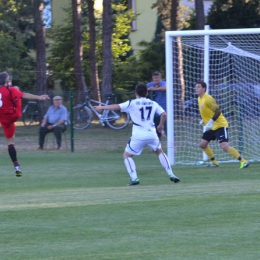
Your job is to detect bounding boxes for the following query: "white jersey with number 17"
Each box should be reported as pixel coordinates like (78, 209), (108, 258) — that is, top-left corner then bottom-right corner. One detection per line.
(119, 97), (165, 139)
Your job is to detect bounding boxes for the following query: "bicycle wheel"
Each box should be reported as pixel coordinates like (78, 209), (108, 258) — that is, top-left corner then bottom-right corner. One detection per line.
(73, 105), (93, 130)
(22, 102), (39, 126)
(105, 110), (130, 130)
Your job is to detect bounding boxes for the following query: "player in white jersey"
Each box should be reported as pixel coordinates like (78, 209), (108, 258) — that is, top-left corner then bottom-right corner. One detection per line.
(95, 83), (180, 186)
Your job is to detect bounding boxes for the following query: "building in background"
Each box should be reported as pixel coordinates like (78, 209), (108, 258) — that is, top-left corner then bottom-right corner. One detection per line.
(51, 0), (102, 26)
(128, 0), (213, 52)
(50, 0), (213, 53)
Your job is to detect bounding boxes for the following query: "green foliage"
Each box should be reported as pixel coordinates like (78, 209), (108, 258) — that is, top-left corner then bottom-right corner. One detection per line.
(113, 1), (193, 93)
(184, 11), (196, 30)
(152, 0), (193, 32)
(207, 0), (260, 29)
(112, 3), (134, 59)
(47, 18), (77, 90)
(113, 41), (165, 95)
(47, 3), (134, 93)
(0, 0), (35, 89)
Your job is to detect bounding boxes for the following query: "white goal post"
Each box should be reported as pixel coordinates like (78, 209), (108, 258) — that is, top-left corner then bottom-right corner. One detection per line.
(165, 26), (260, 165)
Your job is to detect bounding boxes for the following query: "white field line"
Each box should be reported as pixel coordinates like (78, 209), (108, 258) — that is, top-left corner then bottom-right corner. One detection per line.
(0, 180), (259, 211)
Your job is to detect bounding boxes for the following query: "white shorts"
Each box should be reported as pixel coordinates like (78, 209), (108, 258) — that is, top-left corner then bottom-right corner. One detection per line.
(125, 136), (161, 155)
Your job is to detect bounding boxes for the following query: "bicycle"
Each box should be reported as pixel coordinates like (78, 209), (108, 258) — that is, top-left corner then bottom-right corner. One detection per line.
(22, 101), (40, 126)
(72, 88), (130, 130)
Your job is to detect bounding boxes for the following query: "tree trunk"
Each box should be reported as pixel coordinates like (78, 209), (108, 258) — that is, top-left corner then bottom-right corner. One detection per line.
(195, 0), (205, 29)
(33, 0), (47, 120)
(170, 0), (179, 30)
(101, 0), (113, 100)
(87, 0), (101, 101)
(72, 0), (87, 99)
(170, 0), (185, 118)
(195, 0), (205, 91)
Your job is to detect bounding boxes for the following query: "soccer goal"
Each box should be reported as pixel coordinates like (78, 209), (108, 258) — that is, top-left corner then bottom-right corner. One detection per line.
(165, 26), (260, 165)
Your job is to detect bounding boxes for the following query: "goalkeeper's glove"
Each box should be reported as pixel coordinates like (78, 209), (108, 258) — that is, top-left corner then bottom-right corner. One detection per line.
(204, 119), (214, 132)
(199, 119), (204, 125)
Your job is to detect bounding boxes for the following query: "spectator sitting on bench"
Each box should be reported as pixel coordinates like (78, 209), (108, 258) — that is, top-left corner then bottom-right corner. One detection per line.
(38, 96), (67, 150)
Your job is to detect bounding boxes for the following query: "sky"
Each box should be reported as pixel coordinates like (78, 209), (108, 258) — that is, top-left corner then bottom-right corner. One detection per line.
(43, 0), (52, 28)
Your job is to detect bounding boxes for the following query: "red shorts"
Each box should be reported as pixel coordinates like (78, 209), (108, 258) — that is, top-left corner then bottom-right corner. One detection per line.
(0, 114), (20, 139)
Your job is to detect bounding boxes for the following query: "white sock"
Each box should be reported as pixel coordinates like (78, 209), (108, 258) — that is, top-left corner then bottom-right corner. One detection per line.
(158, 152), (176, 177)
(124, 157), (138, 181)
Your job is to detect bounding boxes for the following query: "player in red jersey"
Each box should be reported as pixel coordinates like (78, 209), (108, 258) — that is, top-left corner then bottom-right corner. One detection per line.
(0, 71), (49, 177)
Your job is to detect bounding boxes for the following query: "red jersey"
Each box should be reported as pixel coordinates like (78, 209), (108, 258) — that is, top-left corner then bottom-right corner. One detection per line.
(0, 86), (23, 118)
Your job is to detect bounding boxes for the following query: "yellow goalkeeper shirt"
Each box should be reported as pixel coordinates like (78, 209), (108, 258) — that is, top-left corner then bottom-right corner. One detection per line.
(198, 93), (228, 130)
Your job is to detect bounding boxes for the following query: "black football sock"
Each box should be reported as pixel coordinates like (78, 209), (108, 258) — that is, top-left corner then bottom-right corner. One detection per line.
(8, 144), (19, 166)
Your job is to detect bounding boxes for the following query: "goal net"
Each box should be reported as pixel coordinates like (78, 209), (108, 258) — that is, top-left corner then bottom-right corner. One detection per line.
(165, 27), (260, 165)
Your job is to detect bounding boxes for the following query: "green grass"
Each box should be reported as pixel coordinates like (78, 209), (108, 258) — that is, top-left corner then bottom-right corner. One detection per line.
(0, 125), (260, 259)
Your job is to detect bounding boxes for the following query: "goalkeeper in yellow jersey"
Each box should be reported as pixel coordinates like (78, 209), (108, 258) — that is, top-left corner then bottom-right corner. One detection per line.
(195, 81), (249, 169)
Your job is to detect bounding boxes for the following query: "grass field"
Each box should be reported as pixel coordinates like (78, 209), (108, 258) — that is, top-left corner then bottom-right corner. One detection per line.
(0, 124), (259, 260)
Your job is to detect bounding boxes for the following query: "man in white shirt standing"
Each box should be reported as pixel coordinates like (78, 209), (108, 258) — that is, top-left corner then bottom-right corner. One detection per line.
(95, 83), (180, 186)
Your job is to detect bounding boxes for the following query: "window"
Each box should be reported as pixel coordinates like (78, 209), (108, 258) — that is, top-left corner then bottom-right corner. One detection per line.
(128, 0), (137, 31)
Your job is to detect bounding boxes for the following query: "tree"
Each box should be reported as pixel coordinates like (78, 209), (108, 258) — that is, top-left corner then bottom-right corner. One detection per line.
(33, 0), (48, 119)
(111, 3), (133, 59)
(207, 0), (260, 29)
(152, 0), (191, 116)
(194, 0), (205, 29)
(72, 0), (87, 97)
(47, 1), (133, 101)
(112, 40), (166, 101)
(152, 0), (193, 34)
(101, 0), (113, 98)
(47, 20), (75, 90)
(86, 0), (100, 101)
(171, 0), (180, 30)
(0, 0), (35, 88)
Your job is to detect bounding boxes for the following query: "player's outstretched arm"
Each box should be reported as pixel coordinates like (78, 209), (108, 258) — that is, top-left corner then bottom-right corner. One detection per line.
(22, 93), (49, 100)
(157, 112), (166, 133)
(94, 104), (120, 111)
